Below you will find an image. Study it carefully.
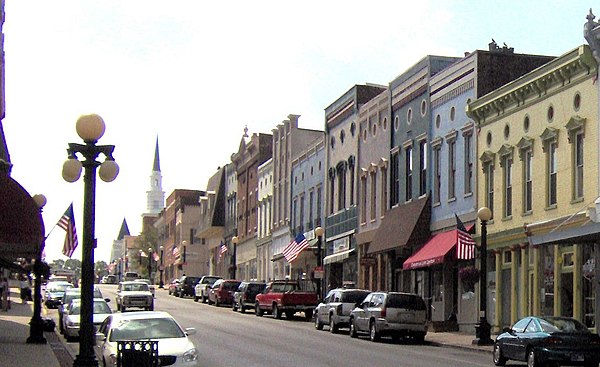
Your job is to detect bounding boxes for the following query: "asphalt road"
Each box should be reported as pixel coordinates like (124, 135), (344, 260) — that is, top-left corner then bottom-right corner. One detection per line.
(51, 284), (502, 367)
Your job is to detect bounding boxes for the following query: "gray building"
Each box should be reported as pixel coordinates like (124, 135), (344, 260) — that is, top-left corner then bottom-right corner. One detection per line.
(324, 84), (386, 291)
(354, 87), (390, 291)
(290, 135), (325, 281)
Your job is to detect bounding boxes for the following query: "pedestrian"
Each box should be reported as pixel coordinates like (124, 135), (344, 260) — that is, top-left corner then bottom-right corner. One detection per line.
(19, 275), (31, 304)
(1, 277), (9, 311)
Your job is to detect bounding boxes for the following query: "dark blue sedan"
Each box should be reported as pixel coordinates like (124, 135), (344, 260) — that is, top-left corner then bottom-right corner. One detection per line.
(493, 316), (600, 367)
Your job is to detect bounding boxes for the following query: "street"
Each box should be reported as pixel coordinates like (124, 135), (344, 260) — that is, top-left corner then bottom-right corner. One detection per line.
(48, 284), (499, 367)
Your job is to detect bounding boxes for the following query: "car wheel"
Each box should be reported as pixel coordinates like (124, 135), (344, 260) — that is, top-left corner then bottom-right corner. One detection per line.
(329, 317), (338, 334)
(493, 343), (507, 366)
(232, 302), (237, 312)
(349, 318), (358, 338)
(255, 303), (263, 317)
(201, 294), (206, 303)
(369, 320), (380, 342)
(215, 298), (220, 307)
(304, 309), (313, 321)
(285, 311), (294, 319)
(194, 295), (199, 302)
(527, 348), (538, 367)
(273, 304), (282, 319)
(239, 304), (245, 313)
(413, 332), (426, 344)
(315, 315), (324, 330)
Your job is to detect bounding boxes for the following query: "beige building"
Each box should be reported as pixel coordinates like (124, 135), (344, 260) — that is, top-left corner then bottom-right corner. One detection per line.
(467, 45), (599, 330)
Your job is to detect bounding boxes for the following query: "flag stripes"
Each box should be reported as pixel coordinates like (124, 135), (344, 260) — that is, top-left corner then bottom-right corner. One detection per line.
(58, 203), (78, 258)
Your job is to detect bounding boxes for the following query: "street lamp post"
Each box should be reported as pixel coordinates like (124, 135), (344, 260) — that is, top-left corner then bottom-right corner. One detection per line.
(139, 249), (143, 272)
(314, 227), (324, 301)
(27, 194), (47, 344)
(62, 114), (119, 367)
(159, 245), (164, 288)
(231, 236), (238, 279)
(148, 247), (153, 280)
(473, 206), (493, 346)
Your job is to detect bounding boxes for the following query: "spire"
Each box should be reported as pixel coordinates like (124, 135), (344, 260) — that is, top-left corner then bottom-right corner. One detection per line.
(153, 136), (161, 172)
(117, 218), (130, 240)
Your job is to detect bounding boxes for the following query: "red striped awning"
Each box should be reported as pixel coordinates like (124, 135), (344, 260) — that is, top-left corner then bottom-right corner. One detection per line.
(402, 224), (474, 270)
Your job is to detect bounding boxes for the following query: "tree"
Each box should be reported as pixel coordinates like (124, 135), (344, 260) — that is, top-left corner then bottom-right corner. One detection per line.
(134, 226), (159, 279)
(95, 261), (109, 279)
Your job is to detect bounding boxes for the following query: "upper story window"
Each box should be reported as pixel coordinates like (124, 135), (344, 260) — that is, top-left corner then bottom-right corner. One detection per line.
(566, 116), (586, 202)
(518, 136), (534, 215)
(541, 127), (559, 208)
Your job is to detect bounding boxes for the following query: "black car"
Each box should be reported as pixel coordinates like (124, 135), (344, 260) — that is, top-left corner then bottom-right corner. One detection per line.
(232, 281), (266, 313)
(176, 276), (201, 298)
(493, 316), (600, 367)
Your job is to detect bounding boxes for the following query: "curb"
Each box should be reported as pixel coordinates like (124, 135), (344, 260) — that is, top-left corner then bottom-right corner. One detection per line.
(428, 341), (493, 355)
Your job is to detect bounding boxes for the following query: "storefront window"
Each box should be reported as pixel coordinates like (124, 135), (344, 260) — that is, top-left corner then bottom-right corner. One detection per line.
(432, 270), (443, 302)
(583, 244), (595, 328)
(543, 245), (554, 316)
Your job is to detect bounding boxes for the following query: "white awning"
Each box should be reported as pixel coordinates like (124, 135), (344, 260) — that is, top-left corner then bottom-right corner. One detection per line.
(323, 248), (355, 265)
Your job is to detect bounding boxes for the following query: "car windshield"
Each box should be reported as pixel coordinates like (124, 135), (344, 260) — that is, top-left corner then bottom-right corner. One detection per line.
(109, 318), (185, 341)
(204, 277), (220, 285)
(122, 283), (149, 292)
(247, 284), (265, 292)
(341, 291), (370, 303)
(223, 282), (241, 291)
(48, 284), (72, 292)
(70, 301), (111, 315)
(539, 317), (589, 333)
(387, 294), (427, 310)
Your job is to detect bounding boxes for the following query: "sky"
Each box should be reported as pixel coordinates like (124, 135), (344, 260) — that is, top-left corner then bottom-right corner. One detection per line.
(1, 1), (594, 264)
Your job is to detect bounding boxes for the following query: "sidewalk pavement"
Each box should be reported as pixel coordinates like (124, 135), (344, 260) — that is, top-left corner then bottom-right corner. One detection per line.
(0, 287), (72, 367)
(0, 287), (492, 367)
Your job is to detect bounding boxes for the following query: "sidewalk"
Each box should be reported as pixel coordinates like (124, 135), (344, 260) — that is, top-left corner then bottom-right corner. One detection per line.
(426, 330), (494, 354)
(0, 287), (70, 367)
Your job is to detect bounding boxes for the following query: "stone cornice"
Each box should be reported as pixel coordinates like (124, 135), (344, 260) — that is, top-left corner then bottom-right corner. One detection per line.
(466, 45), (597, 126)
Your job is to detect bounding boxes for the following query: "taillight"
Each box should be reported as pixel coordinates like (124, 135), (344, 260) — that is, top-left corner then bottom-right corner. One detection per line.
(380, 307), (386, 318)
(544, 336), (562, 345)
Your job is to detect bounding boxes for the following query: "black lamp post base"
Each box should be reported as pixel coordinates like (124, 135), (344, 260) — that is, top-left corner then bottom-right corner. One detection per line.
(472, 318), (494, 345)
(26, 318), (46, 344)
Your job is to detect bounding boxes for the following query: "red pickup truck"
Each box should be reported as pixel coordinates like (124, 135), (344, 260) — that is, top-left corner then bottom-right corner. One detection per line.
(255, 280), (318, 320)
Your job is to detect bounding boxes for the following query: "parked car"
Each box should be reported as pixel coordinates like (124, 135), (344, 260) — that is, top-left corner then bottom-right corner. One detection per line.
(255, 279), (318, 320)
(123, 272), (139, 281)
(492, 316), (600, 367)
(175, 276), (201, 298)
(115, 281), (154, 312)
(349, 291), (427, 343)
(134, 278), (156, 298)
(168, 279), (181, 296)
(95, 311), (198, 366)
(63, 298), (112, 342)
(104, 275), (117, 284)
(315, 288), (371, 333)
(208, 279), (241, 307)
(232, 281), (266, 313)
(59, 286), (106, 334)
(44, 281), (74, 309)
(194, 275), (222, 303)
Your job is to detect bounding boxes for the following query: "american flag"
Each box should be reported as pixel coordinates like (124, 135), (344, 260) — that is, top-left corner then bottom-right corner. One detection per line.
(217, 242), (227, 263)
(172, 245), (180, 258)
(153, 252), (160, 262)
(456, 214), (476, 260)
(57, 203), (78, 258)
(282, 233), (309, 263)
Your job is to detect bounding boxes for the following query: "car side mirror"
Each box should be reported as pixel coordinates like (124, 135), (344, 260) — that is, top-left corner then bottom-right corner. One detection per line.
(502, 327), (512, 334)
(104, 298), (110, 303)
(185, 327), (197, 336)
(95, 332), (106, 343)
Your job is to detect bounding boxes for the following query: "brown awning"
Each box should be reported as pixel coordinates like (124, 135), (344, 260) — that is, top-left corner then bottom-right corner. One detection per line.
(367, 196), (430, 255)
(355, 228), (376, 245)
(0, 171), (43, 260)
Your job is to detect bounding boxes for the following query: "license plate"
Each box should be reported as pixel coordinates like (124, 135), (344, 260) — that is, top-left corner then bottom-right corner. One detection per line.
(571, 354), (584, 362)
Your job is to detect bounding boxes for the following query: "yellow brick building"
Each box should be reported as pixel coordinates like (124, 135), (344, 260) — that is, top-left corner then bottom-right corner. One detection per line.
(467, 45), (599, 331)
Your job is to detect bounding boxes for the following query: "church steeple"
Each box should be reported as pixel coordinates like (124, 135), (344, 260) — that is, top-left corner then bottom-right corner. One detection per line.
(146, 136), (165, 215)
(153, 137), (161, 172)
(117, 218), (130, 240)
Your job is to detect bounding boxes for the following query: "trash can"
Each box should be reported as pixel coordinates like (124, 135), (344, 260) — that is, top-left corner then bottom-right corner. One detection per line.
(117, 340), (159, 367)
